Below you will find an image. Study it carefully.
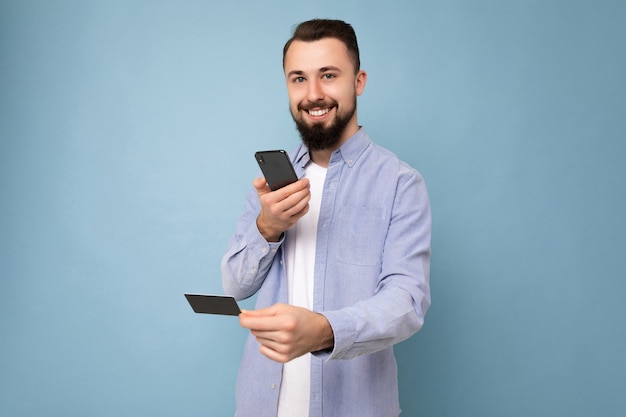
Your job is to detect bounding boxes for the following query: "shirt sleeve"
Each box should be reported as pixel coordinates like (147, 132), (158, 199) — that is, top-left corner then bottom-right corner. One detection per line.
(221, 185), (283, 300)
(317, 165), (431, 360)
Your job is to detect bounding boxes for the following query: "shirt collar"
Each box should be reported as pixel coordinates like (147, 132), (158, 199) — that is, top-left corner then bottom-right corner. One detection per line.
(293, 127), (371, 170)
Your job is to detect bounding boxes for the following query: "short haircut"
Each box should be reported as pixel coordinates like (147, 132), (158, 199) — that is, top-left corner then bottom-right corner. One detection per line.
(283, 19), (361, 74)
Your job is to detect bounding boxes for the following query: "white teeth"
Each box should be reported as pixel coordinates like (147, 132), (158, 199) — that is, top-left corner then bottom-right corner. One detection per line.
(309, 108), (329, 117)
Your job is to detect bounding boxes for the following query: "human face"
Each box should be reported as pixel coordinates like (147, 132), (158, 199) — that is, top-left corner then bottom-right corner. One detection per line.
(284, 38), (366, 151)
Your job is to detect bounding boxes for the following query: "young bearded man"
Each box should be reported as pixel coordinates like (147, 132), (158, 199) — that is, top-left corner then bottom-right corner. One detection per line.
(222, 19), (432, 417)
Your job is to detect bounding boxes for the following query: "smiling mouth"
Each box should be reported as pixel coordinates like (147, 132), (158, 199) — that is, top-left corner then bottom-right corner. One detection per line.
(308, 108), (331, 117)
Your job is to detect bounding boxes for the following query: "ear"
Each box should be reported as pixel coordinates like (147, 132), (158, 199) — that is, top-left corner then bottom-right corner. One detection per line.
(355, 70), (367, 96)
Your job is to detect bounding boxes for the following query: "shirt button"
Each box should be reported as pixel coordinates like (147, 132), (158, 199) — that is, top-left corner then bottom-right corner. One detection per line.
(271, 383), (276, 389)
(261, 247), (268, 253)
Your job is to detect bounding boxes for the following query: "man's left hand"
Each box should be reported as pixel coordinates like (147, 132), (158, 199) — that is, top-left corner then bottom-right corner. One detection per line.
(239, 303), (334, 363)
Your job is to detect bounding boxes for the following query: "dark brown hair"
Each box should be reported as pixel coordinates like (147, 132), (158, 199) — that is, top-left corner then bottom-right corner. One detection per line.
(282, 19), (361, 73)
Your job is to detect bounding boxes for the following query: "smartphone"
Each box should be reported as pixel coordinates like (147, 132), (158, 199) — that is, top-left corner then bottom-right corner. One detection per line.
(255, 150), (298, 191)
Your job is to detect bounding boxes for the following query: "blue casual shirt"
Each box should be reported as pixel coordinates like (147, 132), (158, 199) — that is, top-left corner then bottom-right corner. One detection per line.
(222, 128), (431, 417)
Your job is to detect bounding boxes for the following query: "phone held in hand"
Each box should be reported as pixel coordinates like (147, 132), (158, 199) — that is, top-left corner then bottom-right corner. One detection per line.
(255, 150), (298, 191)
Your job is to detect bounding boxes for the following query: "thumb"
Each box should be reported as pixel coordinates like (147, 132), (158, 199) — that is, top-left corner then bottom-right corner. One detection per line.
(253, 177), (270, 195)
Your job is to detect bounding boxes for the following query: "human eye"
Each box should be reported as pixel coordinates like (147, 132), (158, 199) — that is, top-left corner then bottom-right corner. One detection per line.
(322, 73), (336, 80)
(290, 75), (306, 83)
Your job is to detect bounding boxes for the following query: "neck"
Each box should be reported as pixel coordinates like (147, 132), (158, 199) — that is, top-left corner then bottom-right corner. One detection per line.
(309, 149), (333, 167)
(310, 122), (360, 168)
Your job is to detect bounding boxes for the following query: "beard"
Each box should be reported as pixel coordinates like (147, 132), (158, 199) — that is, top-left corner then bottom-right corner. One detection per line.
(291, 97), (357, 151)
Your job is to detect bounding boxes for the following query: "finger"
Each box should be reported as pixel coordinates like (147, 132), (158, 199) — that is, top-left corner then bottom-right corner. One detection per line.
(284, 194), (310, 218)
(240, 304), (281, 317)
(270, 178), (310, 202)
(252, 330), (284, 346)
(240, 314), (282, 332)
(253, 177), (270, 195)
(281, 177), (309, 192)
(259, 344), (290, 363)
(273, 187), (311, 217)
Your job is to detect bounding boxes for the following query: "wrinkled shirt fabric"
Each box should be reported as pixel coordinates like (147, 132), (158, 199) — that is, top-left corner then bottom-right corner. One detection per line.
(222, 128), (431, 417)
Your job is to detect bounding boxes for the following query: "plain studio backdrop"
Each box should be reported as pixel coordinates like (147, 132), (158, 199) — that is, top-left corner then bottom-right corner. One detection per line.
(1, 1), (625, 416)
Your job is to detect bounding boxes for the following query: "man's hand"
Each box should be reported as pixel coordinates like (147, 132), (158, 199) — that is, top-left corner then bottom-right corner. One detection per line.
(254, 177), (310, 242)
(239, 303), (334, 363)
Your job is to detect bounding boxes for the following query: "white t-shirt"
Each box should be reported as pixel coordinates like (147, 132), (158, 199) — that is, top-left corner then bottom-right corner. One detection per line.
(277, 161), (327, 417)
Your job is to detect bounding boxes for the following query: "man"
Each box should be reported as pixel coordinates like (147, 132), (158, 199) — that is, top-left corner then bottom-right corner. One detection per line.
(222, 19), (431, 417)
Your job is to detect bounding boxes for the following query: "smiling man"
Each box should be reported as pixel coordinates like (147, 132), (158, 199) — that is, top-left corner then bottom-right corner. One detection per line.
(284, 33), (366, 159)
(222, 19), (432, 417)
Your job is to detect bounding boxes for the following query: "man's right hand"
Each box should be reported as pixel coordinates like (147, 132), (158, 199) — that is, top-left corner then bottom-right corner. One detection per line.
(254, 177), (310, 242)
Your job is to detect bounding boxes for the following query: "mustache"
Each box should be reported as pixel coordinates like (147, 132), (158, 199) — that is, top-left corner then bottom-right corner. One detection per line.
(297, 99), (338, 111)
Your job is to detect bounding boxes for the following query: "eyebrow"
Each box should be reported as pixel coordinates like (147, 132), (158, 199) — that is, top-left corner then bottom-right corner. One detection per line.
(287, 66), (342, 78)
(287, 70), (305, 78)
(319, 66), (341, 73)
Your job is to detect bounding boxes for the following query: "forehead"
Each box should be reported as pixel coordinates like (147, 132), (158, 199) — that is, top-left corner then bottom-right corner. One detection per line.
(284, 38), (352, 73)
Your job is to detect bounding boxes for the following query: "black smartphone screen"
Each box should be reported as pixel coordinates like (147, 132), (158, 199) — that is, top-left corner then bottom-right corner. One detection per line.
(255, 150), (298, 191)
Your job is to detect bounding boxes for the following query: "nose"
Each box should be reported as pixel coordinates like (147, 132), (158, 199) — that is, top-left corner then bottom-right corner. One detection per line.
(307, 79), (324, 102)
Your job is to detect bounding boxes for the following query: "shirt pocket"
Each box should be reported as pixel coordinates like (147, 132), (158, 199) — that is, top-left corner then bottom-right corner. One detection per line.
(334, 205), (388, 266)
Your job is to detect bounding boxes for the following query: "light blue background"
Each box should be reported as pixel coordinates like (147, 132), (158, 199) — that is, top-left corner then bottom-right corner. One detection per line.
(1, 1), (625, 416)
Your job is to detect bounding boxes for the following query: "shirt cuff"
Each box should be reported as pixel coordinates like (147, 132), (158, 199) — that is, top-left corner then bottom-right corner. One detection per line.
(316, 310), (357, 360)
